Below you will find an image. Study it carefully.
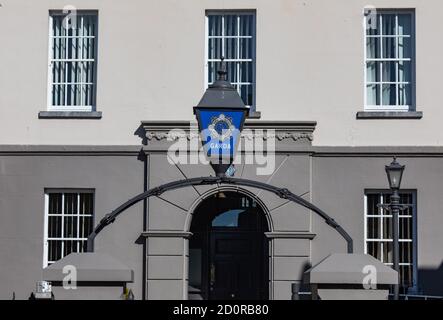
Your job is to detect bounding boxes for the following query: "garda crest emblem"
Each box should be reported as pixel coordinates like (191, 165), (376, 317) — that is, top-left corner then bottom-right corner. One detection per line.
(208, 114), (235, 141)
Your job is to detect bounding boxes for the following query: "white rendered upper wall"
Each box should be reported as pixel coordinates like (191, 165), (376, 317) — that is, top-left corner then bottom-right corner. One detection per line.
(0, 0), (441, 146)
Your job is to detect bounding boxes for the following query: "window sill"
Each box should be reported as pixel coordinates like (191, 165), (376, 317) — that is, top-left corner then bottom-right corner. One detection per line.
(39, 111), (102, 119)
(248, 110), (261, 119)
(356, 111), (423, 120)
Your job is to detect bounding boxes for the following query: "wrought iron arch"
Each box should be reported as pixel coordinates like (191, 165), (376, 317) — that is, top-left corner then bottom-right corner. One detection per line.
(87, 176), (353, 253)
(185, 186), (274, 233)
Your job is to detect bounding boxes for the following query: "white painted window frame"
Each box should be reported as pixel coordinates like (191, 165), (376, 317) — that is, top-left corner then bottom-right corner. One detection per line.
(204, 11), (256, 110)
(43, 189), (94, 268)
(47, 11), (98, 112)
(363, 189), (418, 292)
(364, 10), (416, 112)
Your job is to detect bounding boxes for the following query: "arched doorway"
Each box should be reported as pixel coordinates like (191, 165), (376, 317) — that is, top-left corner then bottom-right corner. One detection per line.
(189, 191), (269, 300)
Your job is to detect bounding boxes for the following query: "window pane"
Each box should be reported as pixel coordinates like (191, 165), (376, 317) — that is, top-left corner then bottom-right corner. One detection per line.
(83, 84), (94, 106)
(398, 14), (412, 36)
(382, 37), (396, 58)
(367, 242), (381, 260)
(239, 85), (253, 106)
(48, 216), (62, 238)
(239, 38), (253, 59)
(366, 194), (380, 215)
(398, 84), (411, 105)
(208, 61), (216, 84)
(52, 85), (64, 106)
(400, 265), (413, 287)
(208, 15), (222, 36)
(240, 15), (254, 36)
(64, 193), (78, 214)
(64, 216), (78, 238)
(398, 37), (412, 59)
(64, 240), (76, 256)
(382, 84), (396, 105)
(224, 15), (237, 36)
(48, 240), (63, 262)
(381, 14), (396, 35)
(80, 193), (93, 215)
(48, 194), (62, 214)
(82, 61), (95, 84)
(400, 242), (412, 264)
(52, 61), (66, 84)
(208, 38), (222, 59)
(366, 62), (380, 83)
(365, 13), (379, 35)
(383, 193), (392, 204)
(80, 216), (93, 238)
(367, 217), (380, 238)
(382, 61), (396, 82)
(366, 37), (380, 59)
(400, 217), (412, 240)
(226, 62), (238, 84)
(225, 38), (237, 59)
(398, 61), (411, 83)
(83, 14), (96, 37)
(239, 62), (253, 83)
(383, 242), (393, 263)
(366, 84), (380, 105)
(382, 217), (392, 240)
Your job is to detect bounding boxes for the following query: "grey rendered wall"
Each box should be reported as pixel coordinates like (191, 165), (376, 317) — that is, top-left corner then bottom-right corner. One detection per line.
(311, 155), (443, 295)
(145, 152), (314, 300)
(0, 154), (145, 300)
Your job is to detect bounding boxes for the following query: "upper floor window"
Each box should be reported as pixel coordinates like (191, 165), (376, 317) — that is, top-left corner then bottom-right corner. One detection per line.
(206, 11), (256, 109)
(48, 11), (98, 111)
(365, 11), (415, 111)
(43, 190), (94, 267)
(364, 190), (417, 293)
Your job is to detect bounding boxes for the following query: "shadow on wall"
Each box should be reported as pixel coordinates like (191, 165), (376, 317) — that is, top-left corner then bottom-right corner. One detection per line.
(419, 261), (443, 296)
(134, 124), (148, 146)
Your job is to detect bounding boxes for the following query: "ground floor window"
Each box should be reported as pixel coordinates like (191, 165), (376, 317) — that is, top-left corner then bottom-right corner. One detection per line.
(43, 189), (94, 267)
(364, 190), (417, 292)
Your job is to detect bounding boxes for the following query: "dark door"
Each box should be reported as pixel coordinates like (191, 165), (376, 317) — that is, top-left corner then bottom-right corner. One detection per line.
(209, 231), (262, 300)
(189, 192), (268, 300)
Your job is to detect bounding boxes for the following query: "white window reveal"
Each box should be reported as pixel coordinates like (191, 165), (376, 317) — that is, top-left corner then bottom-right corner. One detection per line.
(43, 190), (94, 267)
(48, 12), (98, 111)
(206, 12), (256, 109)
(364, 191), (417, 292)
(365, 11), (415, 111)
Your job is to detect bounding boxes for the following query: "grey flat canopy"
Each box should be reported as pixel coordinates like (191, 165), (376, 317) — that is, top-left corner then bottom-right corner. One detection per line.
(304, 253), (398, 285)
(43, 253), (134, 283)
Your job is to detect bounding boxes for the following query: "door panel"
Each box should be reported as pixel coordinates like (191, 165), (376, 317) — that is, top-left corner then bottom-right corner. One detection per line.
(209, 232), (262, 300)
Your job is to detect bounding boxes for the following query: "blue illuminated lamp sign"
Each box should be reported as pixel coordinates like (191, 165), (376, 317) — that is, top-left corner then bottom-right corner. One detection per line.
(194, 58), (249, 176)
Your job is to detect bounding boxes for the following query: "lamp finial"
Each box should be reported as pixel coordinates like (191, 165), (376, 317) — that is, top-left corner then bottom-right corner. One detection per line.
(217, 57), (227, 81)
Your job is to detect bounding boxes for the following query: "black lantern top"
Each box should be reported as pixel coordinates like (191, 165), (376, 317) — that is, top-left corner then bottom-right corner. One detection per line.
(194, 58), (249, 177)
(385, 157), (405, 190)
(194, 58), (247, 110)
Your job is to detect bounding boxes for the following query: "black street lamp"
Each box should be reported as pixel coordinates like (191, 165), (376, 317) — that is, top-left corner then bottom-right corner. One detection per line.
(380, 157), (406, 300)
(194, 58), (249, 177)
(385, 157), (405, 190)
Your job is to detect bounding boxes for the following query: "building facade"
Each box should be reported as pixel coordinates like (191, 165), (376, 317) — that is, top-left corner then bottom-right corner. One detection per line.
(0, 0), (443, 299)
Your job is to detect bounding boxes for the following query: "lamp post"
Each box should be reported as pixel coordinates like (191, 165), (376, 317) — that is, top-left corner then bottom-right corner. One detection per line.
(193, 57), (249, 177)
(381, 156), (405, 300)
